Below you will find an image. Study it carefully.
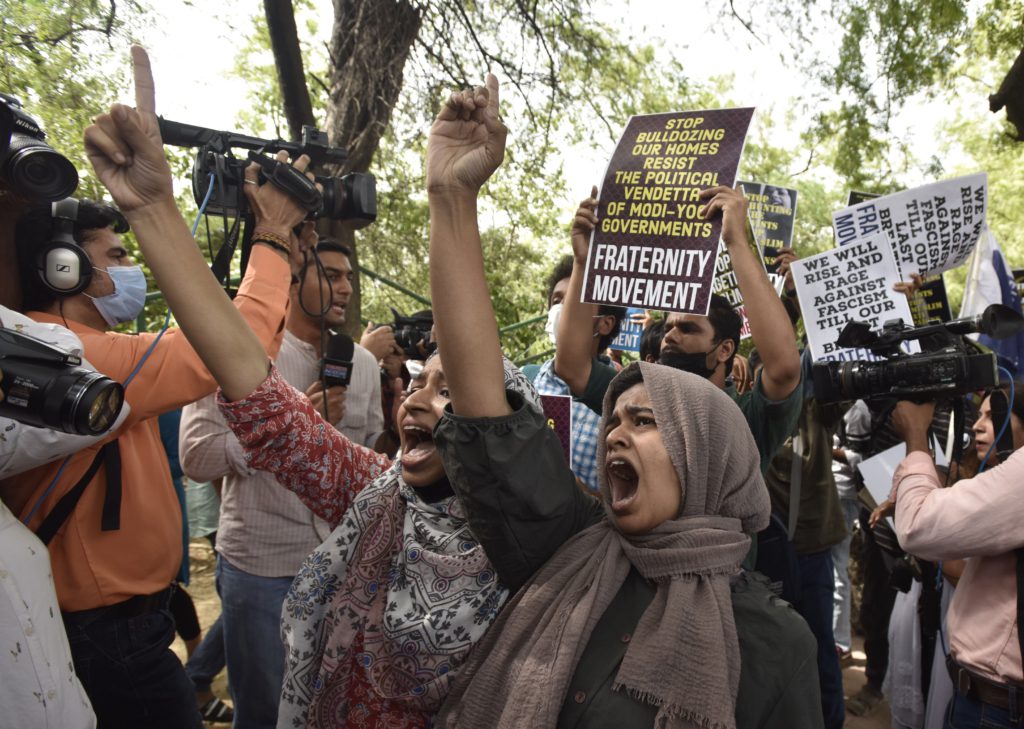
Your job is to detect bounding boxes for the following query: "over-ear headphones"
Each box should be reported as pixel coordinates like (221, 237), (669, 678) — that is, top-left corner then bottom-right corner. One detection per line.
(38, 197), (92, 295)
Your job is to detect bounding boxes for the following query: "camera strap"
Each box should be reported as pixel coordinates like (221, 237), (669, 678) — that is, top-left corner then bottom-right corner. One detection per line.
(35, 439), (122, 546)
(210, 213), (242, 286)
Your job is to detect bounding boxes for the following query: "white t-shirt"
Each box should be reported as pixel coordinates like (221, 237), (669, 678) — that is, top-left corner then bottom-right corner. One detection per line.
(0, 500), (95, 728)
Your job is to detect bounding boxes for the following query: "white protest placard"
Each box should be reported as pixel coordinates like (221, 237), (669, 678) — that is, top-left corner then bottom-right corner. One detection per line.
(857, 439), (949, 530)
(831, 173), (987, 278)
(792, 234), (918, 362)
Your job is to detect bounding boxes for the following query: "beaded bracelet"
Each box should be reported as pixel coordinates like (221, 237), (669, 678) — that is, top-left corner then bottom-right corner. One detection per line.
(252, 230), (291, 255)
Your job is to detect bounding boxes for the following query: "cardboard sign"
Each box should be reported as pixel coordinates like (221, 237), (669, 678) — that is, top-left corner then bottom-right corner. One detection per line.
(540, 394), (573, 465)
(912, 274), (952, 325)
(832, 174), (987, 278)
(738, 181), (798, 251)
(583, 107), (755, 315)
(610, 307), (645, 352)
(710, 239), (752, 339)
(792, 234), (918, 362)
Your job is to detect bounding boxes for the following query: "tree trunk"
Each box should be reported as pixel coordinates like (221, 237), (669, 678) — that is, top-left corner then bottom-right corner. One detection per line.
(264, 0), (316, 141)
(324, 0), (422, 337)
(262, 0), (422, 338)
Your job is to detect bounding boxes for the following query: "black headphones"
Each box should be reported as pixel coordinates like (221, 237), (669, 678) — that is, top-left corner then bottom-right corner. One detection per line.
(37, 197), (92, 295)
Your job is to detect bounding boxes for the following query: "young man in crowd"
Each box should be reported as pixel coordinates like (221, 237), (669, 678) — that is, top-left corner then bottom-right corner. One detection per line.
(522, 254), (625, 490)
(0, 56), (313, 727)
(179, 235), (386, 729)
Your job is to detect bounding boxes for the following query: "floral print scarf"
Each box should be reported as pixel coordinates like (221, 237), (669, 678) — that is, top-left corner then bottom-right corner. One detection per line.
(277, 359), (538, 728)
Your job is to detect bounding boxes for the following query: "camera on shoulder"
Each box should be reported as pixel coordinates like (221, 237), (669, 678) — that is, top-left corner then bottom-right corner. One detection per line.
(158, 117), (376, 227)
(812, 303), (1024, 403)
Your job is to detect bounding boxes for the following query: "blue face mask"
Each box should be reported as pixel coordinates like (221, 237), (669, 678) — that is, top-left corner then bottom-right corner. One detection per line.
(86, 265), (148, 327)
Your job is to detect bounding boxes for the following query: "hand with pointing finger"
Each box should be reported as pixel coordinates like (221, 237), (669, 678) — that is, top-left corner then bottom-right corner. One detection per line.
(83, 45), (173, 212)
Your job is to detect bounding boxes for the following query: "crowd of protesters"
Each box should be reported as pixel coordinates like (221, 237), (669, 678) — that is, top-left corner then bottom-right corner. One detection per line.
(0, 44), (1021, 729)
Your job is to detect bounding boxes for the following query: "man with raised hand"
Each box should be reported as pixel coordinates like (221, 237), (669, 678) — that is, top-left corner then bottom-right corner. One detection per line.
(1, 47), (313, 728)
(554, 185), (802, 474)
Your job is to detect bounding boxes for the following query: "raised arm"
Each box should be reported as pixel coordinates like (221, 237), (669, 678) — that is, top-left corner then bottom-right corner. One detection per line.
(426, 74), (510, 417)
(82, 46), (311, 402)
(701, 186), (801, 400)
(553, 187), (600, 395)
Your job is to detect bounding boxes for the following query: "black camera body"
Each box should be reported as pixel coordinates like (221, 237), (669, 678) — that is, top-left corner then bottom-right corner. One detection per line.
(812, 304), (1023, 403)
(0, 327), (124, 435)
(0, 93), (78, 201)
(158, 118), (376, 227)
(387, 308), (435, 359)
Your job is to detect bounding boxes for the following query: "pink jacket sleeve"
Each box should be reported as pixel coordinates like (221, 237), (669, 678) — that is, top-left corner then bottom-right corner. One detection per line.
(891, 449), (1024, 561)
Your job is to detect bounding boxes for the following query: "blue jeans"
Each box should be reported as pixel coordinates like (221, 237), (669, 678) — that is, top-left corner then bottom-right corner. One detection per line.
(797, 549), (846, 729)
(831, 495), (860, 651)
(945, 693), (1024, 728)
(217, 555), (294, 729)
(184, 614), (226, 693)
(65, 607), (203, 729)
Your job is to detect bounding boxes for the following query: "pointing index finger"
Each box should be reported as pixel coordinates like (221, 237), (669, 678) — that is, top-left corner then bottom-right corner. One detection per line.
(131, 45), (156, 116)
(485, 73), (500, 118)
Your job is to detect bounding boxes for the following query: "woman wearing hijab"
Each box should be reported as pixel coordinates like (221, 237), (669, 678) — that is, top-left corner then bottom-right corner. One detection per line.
(424, 82), (823, 728)
(81, 50), (596, 728)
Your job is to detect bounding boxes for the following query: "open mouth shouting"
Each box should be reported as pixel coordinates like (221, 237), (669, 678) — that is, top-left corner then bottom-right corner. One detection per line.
(606, 457), (640, 513)
(400, 420), (437, 471)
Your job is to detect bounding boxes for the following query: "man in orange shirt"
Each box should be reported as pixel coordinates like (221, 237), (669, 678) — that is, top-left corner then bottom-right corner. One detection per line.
(0, 53), (314, 727)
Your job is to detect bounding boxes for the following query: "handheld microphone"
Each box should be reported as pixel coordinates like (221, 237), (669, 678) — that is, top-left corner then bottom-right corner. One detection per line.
(322, 333), (354, 388)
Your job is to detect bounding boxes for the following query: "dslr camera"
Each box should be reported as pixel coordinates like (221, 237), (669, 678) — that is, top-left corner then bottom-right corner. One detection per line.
(158, 118), (375, 226)
(812, 304), (1024, 403)
(0, 93), (78, 202)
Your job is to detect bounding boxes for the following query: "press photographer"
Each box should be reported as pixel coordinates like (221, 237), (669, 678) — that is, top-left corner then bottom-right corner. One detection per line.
(0, 93), (133, 729)
(3, 46), (318, 729)
(889, 383), (1024, 728)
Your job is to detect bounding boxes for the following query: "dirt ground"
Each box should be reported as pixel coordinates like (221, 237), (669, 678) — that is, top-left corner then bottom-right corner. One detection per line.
(172, 538), (892, 728)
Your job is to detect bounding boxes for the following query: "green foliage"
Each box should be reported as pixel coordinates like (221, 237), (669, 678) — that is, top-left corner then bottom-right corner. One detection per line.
(0, 0), (147, 201)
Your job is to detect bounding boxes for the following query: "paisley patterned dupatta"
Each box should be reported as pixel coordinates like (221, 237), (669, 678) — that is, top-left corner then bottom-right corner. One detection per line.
(277, 360), (538, 728)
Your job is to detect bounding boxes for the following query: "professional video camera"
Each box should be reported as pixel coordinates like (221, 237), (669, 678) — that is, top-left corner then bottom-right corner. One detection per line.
(812, 303), (1024, 403)
(0, 93), (78, 202)
(0, 328), (124, 435)
(158, 118), (376, 226)
(388, 308), (435, 359)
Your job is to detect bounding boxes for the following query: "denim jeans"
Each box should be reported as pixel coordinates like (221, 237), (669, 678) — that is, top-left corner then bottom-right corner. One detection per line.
(64, 607), (203, 729)
(831, 495), (860, 651)
(217, 555), (294, 729)
(796, 549), (846, 729)
(944, 693), (1024, 728)
(184, 613), (226, 694)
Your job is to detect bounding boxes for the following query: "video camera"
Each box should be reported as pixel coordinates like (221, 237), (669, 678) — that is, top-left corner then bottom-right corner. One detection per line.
(158, 118), (376, 226)
(0, 328), (124, 435)
(812, 304), (1024, 403)
(387, 308), (435, 359)
(0, 93), (78, 202)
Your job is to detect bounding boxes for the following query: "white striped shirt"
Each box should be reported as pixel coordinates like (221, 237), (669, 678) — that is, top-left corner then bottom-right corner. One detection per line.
(178, 330), (383, 577)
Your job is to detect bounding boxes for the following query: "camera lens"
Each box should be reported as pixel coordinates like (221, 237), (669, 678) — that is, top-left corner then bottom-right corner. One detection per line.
(70, 371), (124, 435)
(0, 359), (124, 436)
(1, 133), (78, 202)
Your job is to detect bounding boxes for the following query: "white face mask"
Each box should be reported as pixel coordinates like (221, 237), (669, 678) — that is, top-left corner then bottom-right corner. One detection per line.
(544, 303), (563, 345)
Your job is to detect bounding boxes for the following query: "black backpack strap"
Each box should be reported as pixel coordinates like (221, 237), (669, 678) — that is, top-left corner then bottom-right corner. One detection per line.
(35, 440), (122, 545)
(100, 439), (122, 532)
